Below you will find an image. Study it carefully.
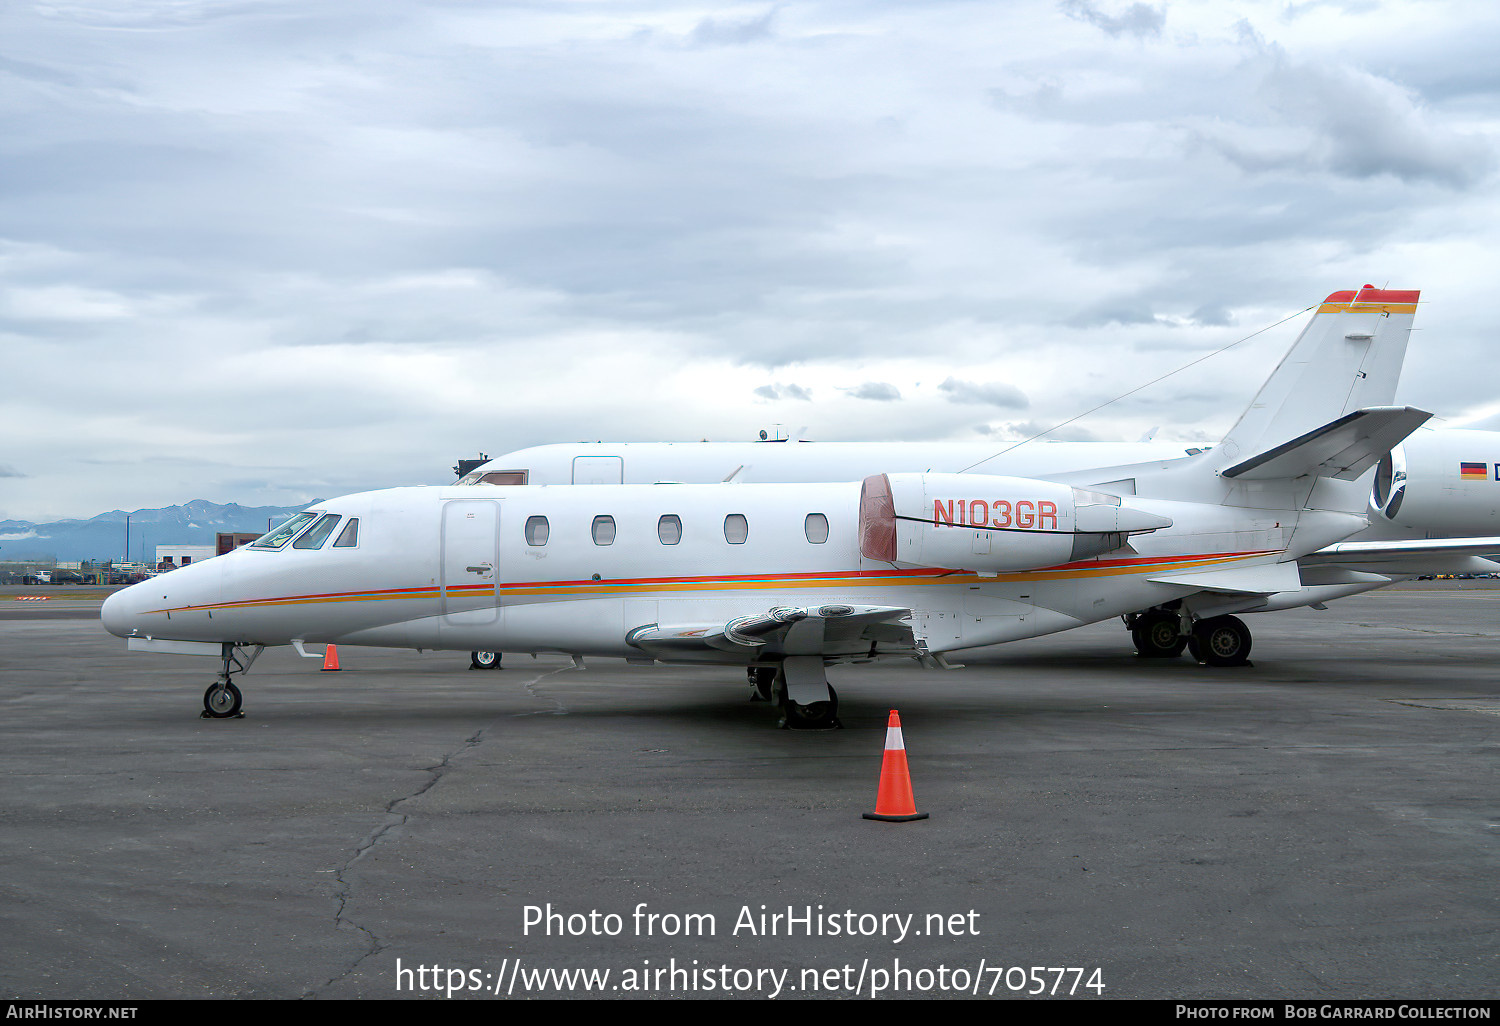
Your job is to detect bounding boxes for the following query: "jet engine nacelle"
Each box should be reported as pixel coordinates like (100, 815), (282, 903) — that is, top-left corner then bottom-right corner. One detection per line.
(1371, 430), (1500, 534)
(859, 473), (1172, 572)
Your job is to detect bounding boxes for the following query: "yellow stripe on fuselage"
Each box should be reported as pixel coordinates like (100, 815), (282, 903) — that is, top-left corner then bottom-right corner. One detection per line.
(140, 551), (1272, 616)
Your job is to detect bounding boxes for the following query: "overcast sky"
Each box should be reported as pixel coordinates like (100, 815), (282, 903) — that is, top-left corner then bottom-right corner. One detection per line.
(3, 0), (1498, 521)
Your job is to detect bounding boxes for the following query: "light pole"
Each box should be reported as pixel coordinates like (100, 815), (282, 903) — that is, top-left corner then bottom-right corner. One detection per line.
(124, 513), (130, 564)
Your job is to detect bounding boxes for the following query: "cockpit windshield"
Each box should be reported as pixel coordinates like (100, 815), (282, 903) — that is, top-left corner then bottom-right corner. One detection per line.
(250, 512), (319, 549)
(292, 514), (342, 549)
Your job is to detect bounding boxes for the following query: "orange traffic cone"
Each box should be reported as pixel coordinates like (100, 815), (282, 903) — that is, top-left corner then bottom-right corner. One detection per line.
(863, 709), (929, 822)
(321, 644), (342, 672)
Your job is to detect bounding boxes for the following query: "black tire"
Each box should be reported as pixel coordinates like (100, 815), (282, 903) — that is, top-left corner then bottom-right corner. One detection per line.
(780, 686), (841, 730)
(747, 666), (775, 702)
(1133, 612), (1188, 658)
(1191, 615), (1252, 667)
(470, 650), (501, 670)
(203, 681), (242, 718)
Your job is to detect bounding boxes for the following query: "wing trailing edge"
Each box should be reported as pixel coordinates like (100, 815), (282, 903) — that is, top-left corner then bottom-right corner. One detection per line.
(626, 604), (915, 661)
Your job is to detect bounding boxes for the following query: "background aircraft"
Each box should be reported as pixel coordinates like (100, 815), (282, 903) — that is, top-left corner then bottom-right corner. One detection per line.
(456, 295), (1500, 659)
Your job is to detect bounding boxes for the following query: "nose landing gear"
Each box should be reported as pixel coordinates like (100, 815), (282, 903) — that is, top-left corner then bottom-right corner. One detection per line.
(201, 642), (263, 719)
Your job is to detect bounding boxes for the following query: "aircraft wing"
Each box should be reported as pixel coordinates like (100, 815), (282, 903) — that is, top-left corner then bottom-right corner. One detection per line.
(626, 604), (915, 661)
(1301, 536), (1500, 576)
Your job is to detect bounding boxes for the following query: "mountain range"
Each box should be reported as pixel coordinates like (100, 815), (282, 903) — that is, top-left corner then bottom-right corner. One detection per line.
(0, 499), (319, 563)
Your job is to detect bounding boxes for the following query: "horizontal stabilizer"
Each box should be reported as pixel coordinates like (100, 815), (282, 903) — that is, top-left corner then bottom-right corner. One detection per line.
(1303, 536), (1500, 576)
(1148, 560), (1302, 595)
(1222, 407), (1430, 481)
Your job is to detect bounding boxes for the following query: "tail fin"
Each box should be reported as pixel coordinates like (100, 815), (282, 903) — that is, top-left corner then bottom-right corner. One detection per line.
(1210, 286), (1419, 472)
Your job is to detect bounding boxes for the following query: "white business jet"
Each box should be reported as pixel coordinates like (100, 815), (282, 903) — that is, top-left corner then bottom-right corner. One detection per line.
(103, 287), (1454, 727)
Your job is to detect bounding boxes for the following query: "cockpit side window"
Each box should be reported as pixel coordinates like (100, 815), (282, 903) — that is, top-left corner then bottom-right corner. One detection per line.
(461, 469), (529, 486)
(250, 512), (319, 549)
(293, 514), (342, 549)
(333, 518), (360, 547)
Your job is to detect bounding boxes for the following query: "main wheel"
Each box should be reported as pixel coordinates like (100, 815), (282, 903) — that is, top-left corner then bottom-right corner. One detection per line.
(470, 650), (501, 670)
(1190, 615), (1252, 667)
(747, 666), (775, 702)
(1133, 611), (1188, 658)
(779, 686), (841, 730)
(202, 681), (242, 718)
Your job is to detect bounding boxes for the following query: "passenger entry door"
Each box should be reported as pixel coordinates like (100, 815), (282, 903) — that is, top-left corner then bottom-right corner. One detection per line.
(441, 499), (500, 623)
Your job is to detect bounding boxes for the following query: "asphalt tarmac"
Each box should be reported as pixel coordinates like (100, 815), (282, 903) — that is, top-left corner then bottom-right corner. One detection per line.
(1, 583), (1496, 1000)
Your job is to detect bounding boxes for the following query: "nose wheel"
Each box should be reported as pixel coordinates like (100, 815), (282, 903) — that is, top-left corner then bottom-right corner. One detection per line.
(202, 681), (243, 718)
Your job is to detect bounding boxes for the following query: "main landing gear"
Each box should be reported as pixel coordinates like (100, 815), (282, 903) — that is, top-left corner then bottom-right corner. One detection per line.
(1125, 607), (1253, 667)
(202, 642), (263, 719)
(470, 650), (502, 670)
(753, 657), (841, 730)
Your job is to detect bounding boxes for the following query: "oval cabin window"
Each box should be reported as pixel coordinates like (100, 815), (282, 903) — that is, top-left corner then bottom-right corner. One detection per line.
(658, 515), (682, 545)
(525, 516), (549, 546)
(592, 516), (616, 546)
(723, 513), (748, 544)
(805, 513), (829, 544)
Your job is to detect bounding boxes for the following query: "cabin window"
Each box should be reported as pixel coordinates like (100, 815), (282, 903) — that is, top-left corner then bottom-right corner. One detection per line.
(658, 515), (682, 545)
(805, 513), (829, 544)
(333, 518), (360, 547)
(250, 512), (319, 549)
(724, 513), (748, 544)
(481, 470), (528, 486)
(525, 515), (550, 546)
(592, 515), (616, 546)
(293, 514), (343, 550)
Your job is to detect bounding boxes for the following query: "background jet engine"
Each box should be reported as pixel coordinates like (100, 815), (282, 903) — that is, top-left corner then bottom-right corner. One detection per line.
(859, 473), (1171, 573)
(1371, 430), (1500, 535)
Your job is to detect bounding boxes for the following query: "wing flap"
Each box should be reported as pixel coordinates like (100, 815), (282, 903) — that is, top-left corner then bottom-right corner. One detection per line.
(1147, 560), (1302, 594)
(626, 604), (915, 661)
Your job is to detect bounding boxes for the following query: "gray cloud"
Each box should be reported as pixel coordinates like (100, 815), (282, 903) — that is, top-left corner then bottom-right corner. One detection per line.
(1193, 53), (1494, 188)
(0, 465), (24, 478)
(846, 382), (902, 401)
(754, 383), (813, 401)
(691, 8), (777, 47)
(0, 2), (1494, 518)
(938, 379), (1030, 410)
(1060, 0), (1165, 39)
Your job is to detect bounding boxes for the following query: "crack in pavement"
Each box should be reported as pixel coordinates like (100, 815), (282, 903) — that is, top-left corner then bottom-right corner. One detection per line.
(1332, 621), (1494, 638)
(302, 664), (577, 998)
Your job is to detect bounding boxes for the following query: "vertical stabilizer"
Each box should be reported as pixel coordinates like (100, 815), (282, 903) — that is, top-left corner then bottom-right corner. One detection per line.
(1210, 287), (1419, 472)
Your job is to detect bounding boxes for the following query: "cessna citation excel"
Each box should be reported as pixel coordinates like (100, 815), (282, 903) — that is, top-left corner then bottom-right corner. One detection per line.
(104, 287), (1468, 728)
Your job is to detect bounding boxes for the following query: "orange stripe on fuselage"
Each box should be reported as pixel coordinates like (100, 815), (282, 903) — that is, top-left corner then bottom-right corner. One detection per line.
(136, 550), (1276, 616)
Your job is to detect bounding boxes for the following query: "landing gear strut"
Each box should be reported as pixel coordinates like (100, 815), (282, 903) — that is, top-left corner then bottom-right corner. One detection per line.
(202, 642), (262, 719)
(747, 666), (775, 702)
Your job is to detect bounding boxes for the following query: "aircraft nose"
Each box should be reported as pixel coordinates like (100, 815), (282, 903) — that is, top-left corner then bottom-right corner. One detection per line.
(101, 583), (146, 638)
